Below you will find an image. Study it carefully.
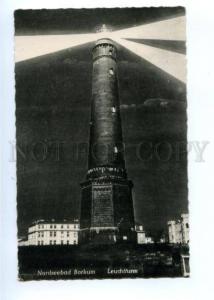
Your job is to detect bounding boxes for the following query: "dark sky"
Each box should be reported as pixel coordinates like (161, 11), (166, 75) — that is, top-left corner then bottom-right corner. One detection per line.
(15, 7), (184, 35)
(15, 7), (187, 238)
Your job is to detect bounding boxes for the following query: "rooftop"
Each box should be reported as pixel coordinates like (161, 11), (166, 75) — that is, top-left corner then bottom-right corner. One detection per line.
(30, 219), (79, 226)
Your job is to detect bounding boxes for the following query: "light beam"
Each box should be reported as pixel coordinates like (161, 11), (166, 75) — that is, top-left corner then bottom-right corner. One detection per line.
(15, 16), (186, 83)
(15, 34), (98, 62)
(112, 37), (186, 83)
(111, 16), (186, 41)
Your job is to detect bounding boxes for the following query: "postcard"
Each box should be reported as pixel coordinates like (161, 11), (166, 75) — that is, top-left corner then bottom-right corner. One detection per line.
(14, 7), (189, 280)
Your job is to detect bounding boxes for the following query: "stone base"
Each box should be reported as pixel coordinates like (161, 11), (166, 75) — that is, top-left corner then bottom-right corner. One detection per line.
(80, 176), (136, 245)
(80, 228), (137, 245)
(80, 229), (117, 245)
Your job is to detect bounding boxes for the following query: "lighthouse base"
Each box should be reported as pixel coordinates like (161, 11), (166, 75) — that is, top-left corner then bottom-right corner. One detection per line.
(80, 177), (136, 245)
(80, 228), (137, 245)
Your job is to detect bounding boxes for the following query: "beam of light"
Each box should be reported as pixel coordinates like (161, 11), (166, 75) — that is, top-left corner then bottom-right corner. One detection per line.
(15, 16), (185, 63)
(111, 16), (186, 41)
(15, 30), (116, 62)
(112, 37), (186, 83)
(124, 39), (186, 55)
(15, 17), (186, 82)
(15, 33), (99, 62)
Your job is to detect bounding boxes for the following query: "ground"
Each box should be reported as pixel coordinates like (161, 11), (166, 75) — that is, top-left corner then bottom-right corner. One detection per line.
(18, 243), (189, 280)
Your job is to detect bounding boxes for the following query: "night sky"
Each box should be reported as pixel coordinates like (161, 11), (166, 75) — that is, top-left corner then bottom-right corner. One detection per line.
(15, 7), (187, 239)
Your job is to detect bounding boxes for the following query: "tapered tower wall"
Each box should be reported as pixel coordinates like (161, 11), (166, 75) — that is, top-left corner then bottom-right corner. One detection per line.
(89, 39), (125, 172)
(80, 39), (136, 244)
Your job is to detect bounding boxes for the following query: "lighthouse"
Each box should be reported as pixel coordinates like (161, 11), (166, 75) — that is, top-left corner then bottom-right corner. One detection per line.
(80, 38), (136, 244)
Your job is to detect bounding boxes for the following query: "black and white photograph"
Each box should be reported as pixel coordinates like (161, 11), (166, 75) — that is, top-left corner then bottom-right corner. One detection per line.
(14, 6), (189, 280)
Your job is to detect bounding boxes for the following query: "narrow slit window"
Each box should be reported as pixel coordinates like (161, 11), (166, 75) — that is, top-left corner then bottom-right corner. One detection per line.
(114, 146), (118, 153)
(109, 68), (114, 75)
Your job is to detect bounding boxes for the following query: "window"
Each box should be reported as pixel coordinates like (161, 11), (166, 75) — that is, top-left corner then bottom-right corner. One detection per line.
(61, 241), (64, 245)
(111, 107), (116, 113)
(67, 241), (69, 245)
(67, 232), (69, 237)
(38, 232), (40, 237)
(109, 49), (113, 55)
(109, 68), (114, 76)
(50, 225), (52, 229)
(114, 146), (118, 153)
(61, 225), (63, 229)
(67, 225), (69, 229)
(61, 231), (64, 235)
(54, 225), (56, 229)
(54, 240), (56, 245)
(41, 241), (43, 245)
(186, 223), (189, 228)
(50, 240), (52, 245)
(54, 232), (56, 237)
(38, 225), (40, 229)
(74, 240), (77, 245)
(50, 231), (52, 237)
(38, 241), (40, 245)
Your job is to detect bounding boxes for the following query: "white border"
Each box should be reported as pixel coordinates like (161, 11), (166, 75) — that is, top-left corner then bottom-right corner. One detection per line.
(1, 1), (214, 300)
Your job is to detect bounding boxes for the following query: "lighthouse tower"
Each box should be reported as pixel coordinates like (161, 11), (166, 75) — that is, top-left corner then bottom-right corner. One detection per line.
(80, 38), (136, 244)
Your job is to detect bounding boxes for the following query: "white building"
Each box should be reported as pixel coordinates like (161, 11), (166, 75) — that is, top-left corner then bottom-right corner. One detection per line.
(19, 219), (79, 246)
(159, 236), (166, 243)
(168, 213), (189, 244)
(181, 213), (189, 244)
(145, 237), (154, 244)
(135, 225), (154, 244)
(135, 225), (146, 244)
(18, 238), (29, 246)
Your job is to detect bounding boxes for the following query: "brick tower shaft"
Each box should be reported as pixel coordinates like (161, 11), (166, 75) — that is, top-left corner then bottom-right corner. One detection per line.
(80, 38), (136, 244)
(88, 38), (125, 174)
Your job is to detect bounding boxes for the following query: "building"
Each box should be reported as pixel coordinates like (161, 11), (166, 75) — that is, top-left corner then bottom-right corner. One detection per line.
(18, 219), (79, 246)
(168, 213), (189, 244)
(135, 225), (146, 244)
(135, 225), (154, 244)
(181, 213), (189, 244)
(80, 37), (136, 244)
(168, 220), (182, 244)
(159, 236), (167, 244)
(145, 237), (154, 244)
(18, 237), (29, 246)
